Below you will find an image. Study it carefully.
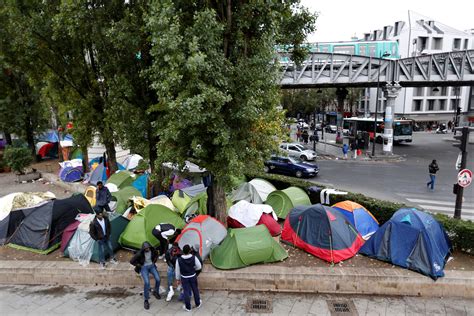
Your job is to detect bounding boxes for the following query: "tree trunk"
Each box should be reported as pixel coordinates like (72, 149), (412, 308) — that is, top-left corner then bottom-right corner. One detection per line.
(5, 132), (12, 146)
(207, 175), (227, 225)
(81, 145), (90, 173)
(103, 137), (118, 174)
(24, 116), (36, 158)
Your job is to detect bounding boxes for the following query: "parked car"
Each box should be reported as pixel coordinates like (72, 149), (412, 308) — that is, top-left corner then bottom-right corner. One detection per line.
(325, 125), (337, 133)
(279, 143), (317, 161)
(264, 156), (319, 178)
(297, 119), (309, 129)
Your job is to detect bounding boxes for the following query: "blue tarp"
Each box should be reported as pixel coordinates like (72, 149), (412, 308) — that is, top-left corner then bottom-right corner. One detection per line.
(132, 173), (149, 199)
(359, 208), (452, 280)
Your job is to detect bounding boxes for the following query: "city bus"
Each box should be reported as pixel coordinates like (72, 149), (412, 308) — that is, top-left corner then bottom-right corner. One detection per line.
(343, 117), (414, 143)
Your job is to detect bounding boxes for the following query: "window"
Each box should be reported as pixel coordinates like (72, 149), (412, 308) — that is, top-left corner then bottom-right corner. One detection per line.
(451, 99), (458, 110)
(288, 145), (299, 151)
(453, 38), (461, 50)
(414, 87), (425, 96)
(439, 100), (446, 111)
(359, 45), (367, 56)
(452, 87), (461, 96)
(368, 44), (377, 57)
(413, 100), (422, 111)
(428, 100), (435, 111)
(464, 39), (469, 50)
(418, 37), (428, 51)
(333, 45), (355, 55)
(432, 37), (443, 50)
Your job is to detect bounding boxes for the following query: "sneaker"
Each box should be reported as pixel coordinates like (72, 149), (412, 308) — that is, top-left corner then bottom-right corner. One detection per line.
(183, 305), (191, 312)
(109, 258), (118, 265)
(100, 262), (106, 270)
(166, 288), (174, 302)
(153, 291), (161, 300)
(196, 300), (202, 309)
(144, 300), (150, 310)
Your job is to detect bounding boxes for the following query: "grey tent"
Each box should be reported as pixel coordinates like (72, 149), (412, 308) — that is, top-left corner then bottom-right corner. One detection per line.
(181, 183), (207, 197)
(231, 178), (276, 204)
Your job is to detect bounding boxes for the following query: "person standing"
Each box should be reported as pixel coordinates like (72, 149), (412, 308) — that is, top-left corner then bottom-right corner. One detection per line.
(89, 211), (118, 269)
(152, 224), (179, 259)
(427, 160), (439, 190)
(175, 244), (202, 312)
(130, 242), (161, 310)
(296, 128), (302, 142)
(95, 181), (112, 213)
(350, 137), (358, 159)
(165, 242), (182, 301)
(342, 143), (349, 160)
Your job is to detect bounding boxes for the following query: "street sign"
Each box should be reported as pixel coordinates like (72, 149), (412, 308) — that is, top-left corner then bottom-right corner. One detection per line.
(457, 169), (472, 188)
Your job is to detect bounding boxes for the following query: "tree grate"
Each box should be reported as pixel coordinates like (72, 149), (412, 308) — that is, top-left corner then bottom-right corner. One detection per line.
(246, 298), (273, 313)
(327, 300), (358, 316)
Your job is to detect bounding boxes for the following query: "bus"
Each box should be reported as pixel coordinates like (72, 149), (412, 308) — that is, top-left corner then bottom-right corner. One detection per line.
(343, 117), (414, 143)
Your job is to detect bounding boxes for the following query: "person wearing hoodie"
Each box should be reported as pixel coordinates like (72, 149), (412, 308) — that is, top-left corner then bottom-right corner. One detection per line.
(175, 244), (202, 312)
(130, 242), (161, 310)
(164, 242), (182, 301)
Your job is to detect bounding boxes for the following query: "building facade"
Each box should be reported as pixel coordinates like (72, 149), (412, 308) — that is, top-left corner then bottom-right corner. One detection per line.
(358, 14), (474, 127)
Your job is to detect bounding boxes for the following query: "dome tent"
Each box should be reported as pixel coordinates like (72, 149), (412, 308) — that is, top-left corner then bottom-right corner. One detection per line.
(227, 200), (281, 236)
(111, 186), (142, 214)
(210, 225), (288, 270)
(332, 201), (379, 239)
(106, 170), (136, 192)
(265, 187), (311, 219)
(231, 178), (276, 204)
(359, 208), (452, 280)
(281, 204), (364, 263)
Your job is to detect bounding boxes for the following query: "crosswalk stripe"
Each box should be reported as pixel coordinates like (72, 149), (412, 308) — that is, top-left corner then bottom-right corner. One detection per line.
(418, 204), (474, 215)
(406, 198), (474, 208)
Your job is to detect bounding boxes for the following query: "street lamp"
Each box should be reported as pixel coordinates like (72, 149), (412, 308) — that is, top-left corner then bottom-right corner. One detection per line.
(371, 52), (391, 157)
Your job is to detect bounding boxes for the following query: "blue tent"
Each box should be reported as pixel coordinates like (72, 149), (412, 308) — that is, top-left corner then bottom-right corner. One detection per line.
(359, 208), (452, 280)
(132, 173), (149, 198)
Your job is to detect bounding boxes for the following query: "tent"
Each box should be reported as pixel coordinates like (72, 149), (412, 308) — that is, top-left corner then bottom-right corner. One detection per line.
(281, 204), (364, 263)
(231, 178), (276, 204)
(265, 187), (311, 219)
(183, 192), (208, 220)
(210, 225), (288, 270)
(87, 161), (108, 185)
(0, 195), (93, 253)
(119, 204), (185, 249)
(59, 166), (83, 182)
(122, 154), (143, 170)
(332, 201), (379, 239)
(359, 208), (452, 280)
(172, 190), (192, 214)
(0, 192), (56, 220)
(176, 215), (227, 260)
(227, 200), (281, 236)
(132, 173), (149, 198)
(106, 170), (136, 192)
(84, 186), (96, 207)
(111, 186), (142, 215)
(149, 195), (176, 211)
(64, 213), (129, 263)
(36, 142), (58, 158)
(70, 147), (83, 160)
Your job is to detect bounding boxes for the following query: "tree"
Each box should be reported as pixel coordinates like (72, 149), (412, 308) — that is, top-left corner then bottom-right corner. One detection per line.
(281, 88), (337, 118)
(147, 1), (316, 223)
(346, 88), (363, 116)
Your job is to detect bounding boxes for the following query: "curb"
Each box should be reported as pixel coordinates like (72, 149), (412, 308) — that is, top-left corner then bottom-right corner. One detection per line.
(0, 260), (472, 298)
(40, 172), (87, 194)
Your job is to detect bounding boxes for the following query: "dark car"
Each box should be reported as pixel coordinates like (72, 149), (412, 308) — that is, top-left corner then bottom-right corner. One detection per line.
(264, 156), (319, 178)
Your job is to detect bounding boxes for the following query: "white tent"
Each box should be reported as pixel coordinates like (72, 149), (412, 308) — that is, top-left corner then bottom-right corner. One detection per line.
(122, 154), (144, 171)
(228, 200), (278, 228)
(231, 178), (276, 204)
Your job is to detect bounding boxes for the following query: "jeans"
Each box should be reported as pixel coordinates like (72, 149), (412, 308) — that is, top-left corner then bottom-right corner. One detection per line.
(157, 235), (168, 256)
(141, 264), (160, 301)
(97, 239), (114, 264)
(427, 174), (436, 190)
(182, 275), (200, 310)
(167, 266), (175, 289)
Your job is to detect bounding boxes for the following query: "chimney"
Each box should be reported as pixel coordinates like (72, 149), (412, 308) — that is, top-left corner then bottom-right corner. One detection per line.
(428, 20), (434, 28)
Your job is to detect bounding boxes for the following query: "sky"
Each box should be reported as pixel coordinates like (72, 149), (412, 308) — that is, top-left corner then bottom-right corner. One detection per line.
(301, 0), (474, 42)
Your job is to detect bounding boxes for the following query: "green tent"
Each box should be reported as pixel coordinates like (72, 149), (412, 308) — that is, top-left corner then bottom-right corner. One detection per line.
(210, 225), (288, 270)
(119, 204), (185, 249)
(172, 190), (192, 214)
(111, 186), (142, 214)
(64, 213), (129, 262)
(107, 171), (136, 190)
(265, 186), (311, 219)
(183, 192), (208, 218)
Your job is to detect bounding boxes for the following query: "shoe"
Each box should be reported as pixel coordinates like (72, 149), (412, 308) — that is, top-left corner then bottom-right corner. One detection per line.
(196, 300), (202, 309)
(158, 254), (165, 260)
(166, 288), (174, 302)
(144, 300), (150, 310)
(100, 262), (106, 270)
(109, 258), (118, 265)
(183, 305), (191, 312)
(153, 291), (161, 300)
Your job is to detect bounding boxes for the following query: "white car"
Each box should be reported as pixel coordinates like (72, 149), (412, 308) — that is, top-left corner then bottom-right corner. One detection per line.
(297, 120), (309, 129)
(279, 143), (317, 161)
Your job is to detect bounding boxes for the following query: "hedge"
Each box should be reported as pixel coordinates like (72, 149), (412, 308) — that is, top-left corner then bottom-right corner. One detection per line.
(247, 172), (473, 255)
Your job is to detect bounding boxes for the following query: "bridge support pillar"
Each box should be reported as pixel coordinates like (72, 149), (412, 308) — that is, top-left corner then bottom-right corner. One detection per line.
(335, 88), (348, 144)
(382, 82), (402, 155)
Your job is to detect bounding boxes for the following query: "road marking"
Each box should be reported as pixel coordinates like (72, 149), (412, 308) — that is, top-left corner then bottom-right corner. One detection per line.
(406, 198), (474, 208)
(418, 204), (474, 215)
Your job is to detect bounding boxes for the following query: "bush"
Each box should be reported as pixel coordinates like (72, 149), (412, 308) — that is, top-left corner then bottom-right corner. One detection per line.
(3, 146), (33, 174)
(248, 171), (473, 254)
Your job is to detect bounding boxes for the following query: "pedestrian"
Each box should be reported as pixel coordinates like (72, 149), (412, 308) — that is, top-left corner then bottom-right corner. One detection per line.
(448, 120), (453, 131)
(165, 242), (182, 301)
(342, 143), (349, 160)
(296, 128), (302, 142)
(176, 244), (202, 312)
(350, 138), (358, 159)
(152, 224), (180, 259)
(95, 181), (112, 213)
(89, 210), (118, 269)
(302, 130), (309, 144)
(426, 159), (439, 190)
(130, 242), (161, 310)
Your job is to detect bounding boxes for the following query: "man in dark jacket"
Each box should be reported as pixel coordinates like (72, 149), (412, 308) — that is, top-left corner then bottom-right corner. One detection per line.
(130, 242), (161, 310)
(95, 181), (112, 213)
(152, 224), (181, 259)
(176, 244), (202, 312)
(165, 242), (181, 301)
(427, 159), (440, 190)
(89, 211), (118, 269)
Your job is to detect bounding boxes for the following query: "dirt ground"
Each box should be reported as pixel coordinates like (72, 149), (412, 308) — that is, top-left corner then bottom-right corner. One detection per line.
(0, 171), (71, 199)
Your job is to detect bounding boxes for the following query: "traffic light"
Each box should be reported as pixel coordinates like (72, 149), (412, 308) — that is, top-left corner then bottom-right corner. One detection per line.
(456, 106), (461, 116)
(453, 127), (469, 151)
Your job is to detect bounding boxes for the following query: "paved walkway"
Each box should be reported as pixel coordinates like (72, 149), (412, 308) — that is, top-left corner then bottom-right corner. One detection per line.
(0, 285), (472, 315)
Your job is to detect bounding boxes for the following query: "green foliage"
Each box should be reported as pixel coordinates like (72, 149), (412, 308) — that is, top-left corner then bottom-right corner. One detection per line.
(281, 88), (336, 117)
(147, 0), (317, 191)
(3, 146), (33, 174)
(249, 172), (474, 254)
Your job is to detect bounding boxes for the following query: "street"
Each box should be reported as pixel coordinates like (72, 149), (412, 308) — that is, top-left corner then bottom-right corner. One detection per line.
(0, 285), (472, 316)
(304, 132), (474, 220)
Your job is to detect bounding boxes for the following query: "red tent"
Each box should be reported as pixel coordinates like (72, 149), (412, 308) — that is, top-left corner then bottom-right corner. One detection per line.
(60, 220), (80, 253)
(227, 213), (281, 237)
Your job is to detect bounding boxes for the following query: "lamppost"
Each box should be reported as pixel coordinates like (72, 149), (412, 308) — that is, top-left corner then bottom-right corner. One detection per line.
(371, 52), (391, 156)
(453, 87), (460, 135)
